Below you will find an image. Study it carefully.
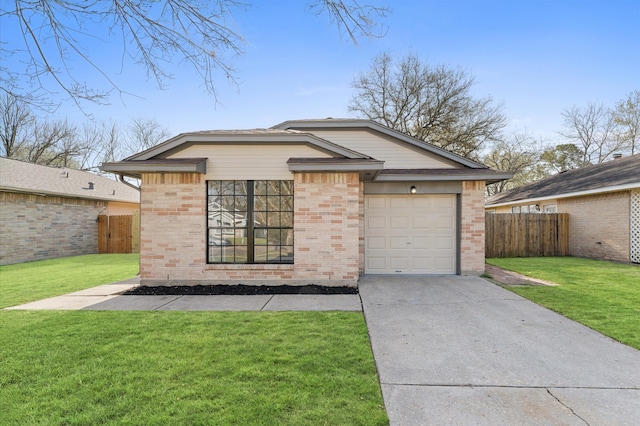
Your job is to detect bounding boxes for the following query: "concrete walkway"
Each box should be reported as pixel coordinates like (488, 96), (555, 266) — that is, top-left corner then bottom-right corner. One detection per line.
(4, 277), (362, 312)
(359, 275), (640, 425)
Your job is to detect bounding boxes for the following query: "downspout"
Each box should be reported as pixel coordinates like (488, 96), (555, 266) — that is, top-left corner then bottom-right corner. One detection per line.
(118, 174), (141, 191)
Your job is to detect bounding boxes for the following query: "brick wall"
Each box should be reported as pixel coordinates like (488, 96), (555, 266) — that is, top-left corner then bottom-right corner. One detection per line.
(0, 192), (105, 265)
(558, 191), (630, 262)
(460, 181), (486, 275)
(139, 172), (360, 286)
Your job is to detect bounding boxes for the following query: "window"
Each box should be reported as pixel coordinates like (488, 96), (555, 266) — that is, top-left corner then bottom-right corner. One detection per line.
(543, 204), (557, 213)
(207, 180), (294, 264)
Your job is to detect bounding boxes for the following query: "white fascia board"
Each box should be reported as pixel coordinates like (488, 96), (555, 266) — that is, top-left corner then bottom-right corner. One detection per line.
(486, 182), (640, 208)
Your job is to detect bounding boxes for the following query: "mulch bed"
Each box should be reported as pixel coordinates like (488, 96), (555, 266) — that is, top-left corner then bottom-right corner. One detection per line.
(124, 284), (359, 296)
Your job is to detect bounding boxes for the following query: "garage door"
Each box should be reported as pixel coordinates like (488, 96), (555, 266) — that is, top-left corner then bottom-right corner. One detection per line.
(365, 194), (457, 274)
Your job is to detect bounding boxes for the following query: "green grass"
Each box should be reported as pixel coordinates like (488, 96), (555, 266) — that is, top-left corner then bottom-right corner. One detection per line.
(0, 310), (387, 425)
(486, 257), (640, 350)
(0, 254), (139, 308)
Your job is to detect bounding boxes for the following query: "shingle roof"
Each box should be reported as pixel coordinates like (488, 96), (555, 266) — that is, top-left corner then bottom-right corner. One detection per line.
(486, 154), (640, 205)
(0, 157), (140, 203)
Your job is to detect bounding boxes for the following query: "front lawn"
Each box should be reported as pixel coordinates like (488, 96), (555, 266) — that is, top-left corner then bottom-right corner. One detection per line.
(486, 257), (640, 350)
(0, 254), (139, 308)
(0, 310), (387, 425)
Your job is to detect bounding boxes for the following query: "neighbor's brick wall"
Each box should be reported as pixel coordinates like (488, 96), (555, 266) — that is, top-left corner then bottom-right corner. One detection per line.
(0, 191), (105, 265)
(139, 171), (361, 286)
(558, 191), (630, 262)
(460, 181), (486, 275)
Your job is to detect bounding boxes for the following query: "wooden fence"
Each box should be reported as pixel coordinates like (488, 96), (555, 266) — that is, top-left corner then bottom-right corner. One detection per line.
(98, 211), (140, 254)
(485, 213), (569, 258)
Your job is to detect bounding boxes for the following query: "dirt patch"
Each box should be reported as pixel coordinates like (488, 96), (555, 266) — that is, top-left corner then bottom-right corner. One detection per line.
(484, 264), (559, 287)
(124, 284), (359, 296)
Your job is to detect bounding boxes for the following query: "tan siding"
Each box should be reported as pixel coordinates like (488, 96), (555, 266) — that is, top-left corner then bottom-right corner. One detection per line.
(168, 144), (332, 179)
(309, 129), (457, 169)
(105, 201), (140, 216)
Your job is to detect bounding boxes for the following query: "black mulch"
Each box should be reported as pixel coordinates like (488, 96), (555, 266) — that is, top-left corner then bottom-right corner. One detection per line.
(124, 284), (358, 296)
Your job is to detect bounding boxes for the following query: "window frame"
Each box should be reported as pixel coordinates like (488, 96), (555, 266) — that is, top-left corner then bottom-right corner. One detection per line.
(206, 180), (294, 264)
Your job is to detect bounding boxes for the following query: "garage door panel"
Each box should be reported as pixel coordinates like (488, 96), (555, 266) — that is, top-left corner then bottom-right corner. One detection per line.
(390, 216), (409, 228)
(367, 216), (386, 229)
(367, 197), (386, 208)
(367, 236), (386, 249)
(366, 257), (386, 271)
(389, 257), (409, 269)
(365, 194), (456, 274)
(390, 197), (410, 208)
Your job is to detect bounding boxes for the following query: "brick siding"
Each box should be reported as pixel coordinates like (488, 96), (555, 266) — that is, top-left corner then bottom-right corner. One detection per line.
(460, 181), (486, 275)
(558, 191), (630, 262)
(139, 172), (361, 286)
(0, 192), (105, 265)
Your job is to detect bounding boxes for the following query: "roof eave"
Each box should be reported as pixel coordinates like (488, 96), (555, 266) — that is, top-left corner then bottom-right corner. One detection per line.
(374, 170), (514, 183)
(486, 182), (640, 208)
(100, 158), (207, 178)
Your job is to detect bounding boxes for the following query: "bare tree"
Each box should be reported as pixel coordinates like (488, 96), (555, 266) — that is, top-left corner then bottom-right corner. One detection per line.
(559, 103), (622, 164)
(612, 90), (639, 156)
(1, 1), (389, 109)
(125, 117), (171, 156)
(0, 92), (34, 158)
(26, 120), (79, 167)
(483, 132), (546, 195)
(349, 52), (506, 158)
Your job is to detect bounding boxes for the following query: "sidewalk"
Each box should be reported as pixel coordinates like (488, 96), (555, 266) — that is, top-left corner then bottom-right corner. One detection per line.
(4, 277), (362, 312)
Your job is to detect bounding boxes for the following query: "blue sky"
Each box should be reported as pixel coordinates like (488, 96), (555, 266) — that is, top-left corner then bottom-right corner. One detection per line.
(5, 0), (640, 145)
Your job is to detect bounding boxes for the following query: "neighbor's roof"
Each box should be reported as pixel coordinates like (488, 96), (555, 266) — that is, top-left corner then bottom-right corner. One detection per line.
(0, 157), (140, 203)
(486, 153), (640, 206)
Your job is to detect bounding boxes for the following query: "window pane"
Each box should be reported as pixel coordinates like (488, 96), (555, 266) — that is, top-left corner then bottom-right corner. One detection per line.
(281, 229), (294, 246)
(267, 246), (282, 262)
(254, 229), (267, 245)
(266, 181), (281, 195)
(282, 181), (293, 194)
(254, 245), (267, 262)
(254, 180), (267, 196)
(281, 196), (293, 211)
(281, 211), (293, 227)
(254, 194), (267, 212)
(266, 212), (281, 227)
(207, 181), (221, 196)
(267, 196), (280, 211)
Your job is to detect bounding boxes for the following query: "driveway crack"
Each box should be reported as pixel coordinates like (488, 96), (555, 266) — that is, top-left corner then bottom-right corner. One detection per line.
(546, 388), (590, 425)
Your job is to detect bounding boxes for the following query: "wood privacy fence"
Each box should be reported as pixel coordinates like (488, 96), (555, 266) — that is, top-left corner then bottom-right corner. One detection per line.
(485, 213), (569, 258)
(98, 211), (140, 254)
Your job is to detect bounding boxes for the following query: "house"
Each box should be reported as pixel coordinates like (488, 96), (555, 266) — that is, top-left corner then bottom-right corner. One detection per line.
(485, 154), (640, 263)
(101, 118), (512, 287)
(0, 157), (140, 265)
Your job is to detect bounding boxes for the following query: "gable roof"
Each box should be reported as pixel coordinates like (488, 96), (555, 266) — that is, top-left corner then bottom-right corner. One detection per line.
(124, 129), (372, 161)
(0, 157), (140, 203)
(100, 118), (512, 183)
(486, 154), (640, 206)
(272, 118), (487, 169)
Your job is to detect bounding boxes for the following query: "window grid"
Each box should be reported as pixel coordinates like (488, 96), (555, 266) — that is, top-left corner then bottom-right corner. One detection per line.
(207, 180), (293, 264)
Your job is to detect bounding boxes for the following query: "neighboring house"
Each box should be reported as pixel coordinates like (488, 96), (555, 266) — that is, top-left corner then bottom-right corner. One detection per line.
(101, 118), (511, 287)
(0, 157), (140, 265)
(485, 154), (640, 263)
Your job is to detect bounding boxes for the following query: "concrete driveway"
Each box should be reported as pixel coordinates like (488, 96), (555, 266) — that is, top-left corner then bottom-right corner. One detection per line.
(359, 276), (640, 425)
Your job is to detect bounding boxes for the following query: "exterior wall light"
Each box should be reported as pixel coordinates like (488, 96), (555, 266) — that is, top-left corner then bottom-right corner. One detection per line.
(410, 185), (417, 194)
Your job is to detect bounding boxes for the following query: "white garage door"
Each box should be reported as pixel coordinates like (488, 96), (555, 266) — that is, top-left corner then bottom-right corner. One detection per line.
(365, 194), (457, 274)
